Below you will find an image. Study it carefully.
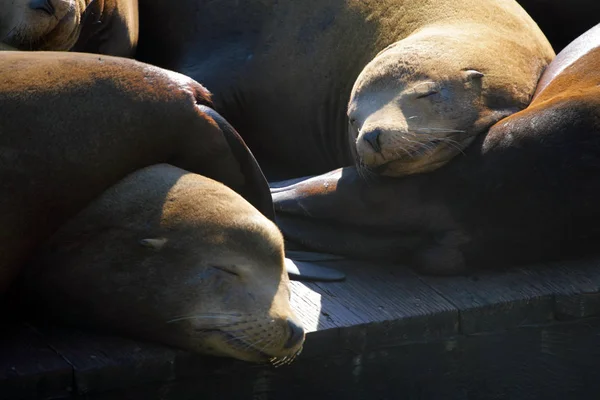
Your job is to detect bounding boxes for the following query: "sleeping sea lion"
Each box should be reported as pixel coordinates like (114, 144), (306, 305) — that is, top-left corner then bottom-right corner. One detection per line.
(136, 0), (554, 179)
(0, 0), (138, 56)
(0, 51), (272, 294)
(272, 24), (600, 275)
(18, 164), (305, 364)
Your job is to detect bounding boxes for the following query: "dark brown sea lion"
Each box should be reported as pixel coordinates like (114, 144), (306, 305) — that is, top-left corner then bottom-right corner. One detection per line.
(272, 25), (600, 275)
(0, 51), (272, 294)
(136, 0), (554, 179)
(0, 0), (138, 56)
(18, 164), (305, 363)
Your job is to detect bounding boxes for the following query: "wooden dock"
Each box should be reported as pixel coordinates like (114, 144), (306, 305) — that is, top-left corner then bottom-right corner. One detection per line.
(3, 256), (600, 399)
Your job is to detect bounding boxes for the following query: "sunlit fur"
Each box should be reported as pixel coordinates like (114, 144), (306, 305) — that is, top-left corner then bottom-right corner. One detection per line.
(21, 164), (305, 364)
(0, 0), (86, 50)
(347, 24), (552, 178)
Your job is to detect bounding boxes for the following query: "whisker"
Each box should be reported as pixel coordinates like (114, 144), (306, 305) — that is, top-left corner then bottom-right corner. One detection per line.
(167, 313), (243, 324)
(412, 127), (466, 134)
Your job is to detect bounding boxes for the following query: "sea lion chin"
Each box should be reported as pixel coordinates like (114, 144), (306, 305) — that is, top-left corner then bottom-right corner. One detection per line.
(0, 0), (84, 51)
(19, 164), (305, 364)
(348, 24), (550, 178)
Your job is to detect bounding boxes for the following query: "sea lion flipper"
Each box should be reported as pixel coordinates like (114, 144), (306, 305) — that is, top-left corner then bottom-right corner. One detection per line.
(197, 105), (275, 221)
(272, 168), (431, 265)
(284, 258), (346, 282)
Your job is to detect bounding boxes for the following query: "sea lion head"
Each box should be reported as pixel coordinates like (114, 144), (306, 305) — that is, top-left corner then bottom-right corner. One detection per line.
(0, 0), (87, 51)
(23, 164), (305, 364)
(348, 28), (522, 177)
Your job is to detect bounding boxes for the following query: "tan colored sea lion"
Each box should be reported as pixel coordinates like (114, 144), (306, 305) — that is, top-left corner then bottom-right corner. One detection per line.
(0, 0), (138, 56)
(19, 164), (304, 363)
(137, 0), (554, 179)
(272, 25), (600, 275)
(0, 51), (272, 294)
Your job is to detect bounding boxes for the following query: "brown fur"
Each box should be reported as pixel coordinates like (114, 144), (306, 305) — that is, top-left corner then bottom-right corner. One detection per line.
(348, 20), (554, 177)
(19, 164), (304, 363)
(0, 51), (271, 293)
(137, 0), (554, 179)
(272, 26), (600, 275)
(0, 0), (138, 56)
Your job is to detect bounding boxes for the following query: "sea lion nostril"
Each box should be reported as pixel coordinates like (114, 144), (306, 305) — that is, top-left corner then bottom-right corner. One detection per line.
(362, 129), (382, 152)
(29, 0), (55, 15)
(283, 318), (305, 349)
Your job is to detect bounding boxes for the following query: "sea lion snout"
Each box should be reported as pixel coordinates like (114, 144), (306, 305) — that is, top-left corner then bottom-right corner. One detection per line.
(284, 317), (305, 349)
(361, 128), (383, 153)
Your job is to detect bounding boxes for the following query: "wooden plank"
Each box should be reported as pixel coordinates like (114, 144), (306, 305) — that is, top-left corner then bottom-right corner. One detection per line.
(0, 323), (73, 400)
(418, 259), (600, 334)
(519, 257), (600, 319)
(296, 259), (459, 352)
(360, 318), (600, 400)
(419, 264), (556, 334)
(31, 323), (181, 396)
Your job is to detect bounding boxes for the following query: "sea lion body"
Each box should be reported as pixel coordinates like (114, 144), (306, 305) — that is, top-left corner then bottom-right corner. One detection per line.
(19, 164), (304, 363)
(273, 25), (600, 275)
(137, 0), (554, 179)
(0, 51), (272, 293)
(0, 0), (138, 56)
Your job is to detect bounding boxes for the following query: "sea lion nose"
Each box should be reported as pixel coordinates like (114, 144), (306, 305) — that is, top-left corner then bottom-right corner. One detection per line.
(283, 318), (305, 349)
(29, 0), (55, 15)
(362, 129), (382, 152)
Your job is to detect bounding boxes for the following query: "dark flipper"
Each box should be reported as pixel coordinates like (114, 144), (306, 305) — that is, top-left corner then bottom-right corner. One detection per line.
(284, 257), (346, 282)
(199, 105), (275, 221)
(271, 167), (469, 276)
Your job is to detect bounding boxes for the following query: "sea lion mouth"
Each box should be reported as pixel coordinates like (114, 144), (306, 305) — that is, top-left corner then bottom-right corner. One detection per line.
(358, 139), (445, 170)
(204, 328), (303, 367)
(3, 0), (84, 50)
(38, 5), (83, 50)
(356, 129), (479, 177)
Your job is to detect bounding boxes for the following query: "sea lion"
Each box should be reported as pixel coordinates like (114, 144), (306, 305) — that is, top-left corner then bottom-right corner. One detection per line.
(0, 51), (272, 294)
(272, 25), (600, 275)
(533, 23), (600, 99)
(18, 164), (305, 364)
(0, 0), (138, 56)
(136, 0), (554, 179)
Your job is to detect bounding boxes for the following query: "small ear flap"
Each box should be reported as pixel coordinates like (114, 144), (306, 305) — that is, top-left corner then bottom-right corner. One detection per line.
(464, 70), (485, 80)
(139, 237), (168, 250)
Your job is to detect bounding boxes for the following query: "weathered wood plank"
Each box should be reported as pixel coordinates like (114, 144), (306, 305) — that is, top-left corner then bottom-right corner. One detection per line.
(0, 323), (73, 400)
(299, 259), (459, 351)
(520, 258), (600, 319)
(31, 323), (181, 396)
(419, 258), (600, 334)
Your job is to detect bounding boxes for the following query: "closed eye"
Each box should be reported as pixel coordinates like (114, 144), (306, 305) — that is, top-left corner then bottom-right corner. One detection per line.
(415, 90), (438, 99)
(212, 265), (239, 276)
